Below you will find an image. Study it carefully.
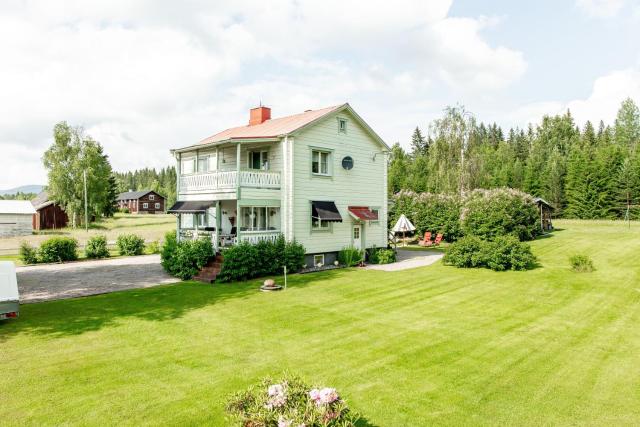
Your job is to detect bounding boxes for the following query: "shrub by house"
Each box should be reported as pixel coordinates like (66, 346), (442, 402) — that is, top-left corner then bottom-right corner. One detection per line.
(160, 232), (215, 280)
(392, 191), (462, 242)
(116, 234), (145, 256)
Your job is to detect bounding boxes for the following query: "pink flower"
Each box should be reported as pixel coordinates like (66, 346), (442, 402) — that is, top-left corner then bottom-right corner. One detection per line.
(319, 388), (339, 404)
(309, 389), (320, 402)
(268, 384), (285, 397)
(278, 416), (293, 427)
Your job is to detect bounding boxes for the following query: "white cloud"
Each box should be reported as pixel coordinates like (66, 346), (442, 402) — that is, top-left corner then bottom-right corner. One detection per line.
(576, 0), (626, 18)
(0, 0), (526, 188)
(508, 67), (640, 128)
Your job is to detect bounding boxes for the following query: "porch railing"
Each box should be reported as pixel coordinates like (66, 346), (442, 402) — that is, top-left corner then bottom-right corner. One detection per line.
(238, 230), (281, 244)
(180, 170), (281, 193)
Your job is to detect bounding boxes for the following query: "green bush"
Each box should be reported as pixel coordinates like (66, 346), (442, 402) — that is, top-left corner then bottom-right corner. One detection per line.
(147, 240), (160, 254)
(445, 235), (536, 271)
(283, 239), (306, 273)
(19, 242), (39, 264)
(160, 233), (215, 280)
(461, 188), (539, 241)
(217, 236), (306, 283)
(116, 234), (145, 256)
(443, 235), (487, 268)
(484, 235), (537, 271)
(367, 247), (380, 264)
(118, 207), (130, 214)
(570, 254), (594, 272)
(226, 373), (359, 426)
(217, 241), (259, 282)
(85, 235), (110, 259)
(391, 191), (463, 242)
(38, 237), (78, 263)
(376, 249), (396, 264)
(338, 246), (363, 267)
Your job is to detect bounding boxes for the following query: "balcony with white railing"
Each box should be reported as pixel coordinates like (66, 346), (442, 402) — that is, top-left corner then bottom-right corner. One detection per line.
(180, 169), (281, 194)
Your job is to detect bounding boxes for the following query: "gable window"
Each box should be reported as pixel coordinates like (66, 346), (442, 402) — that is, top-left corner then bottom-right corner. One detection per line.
(312, 150), (330, 176)
(181, 157), (195, 175)
(313, 254), (325, 267)
(149, 195), (155, 201)
(249, 151), (269, 170)
(338, 118), (347, 134)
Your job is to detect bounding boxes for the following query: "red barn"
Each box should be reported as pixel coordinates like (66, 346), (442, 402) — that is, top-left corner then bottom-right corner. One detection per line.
(31, 191), (68, 231)
(116, 190), (166, 214)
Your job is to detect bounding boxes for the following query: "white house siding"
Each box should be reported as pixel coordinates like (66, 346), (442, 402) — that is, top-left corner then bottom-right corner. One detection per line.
(0, 213), (33, 237)
(292, 110), (387, 254)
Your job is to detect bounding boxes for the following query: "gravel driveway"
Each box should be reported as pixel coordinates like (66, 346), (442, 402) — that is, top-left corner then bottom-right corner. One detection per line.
(16, 255), (180, 303)
(364, 249), (444, 271)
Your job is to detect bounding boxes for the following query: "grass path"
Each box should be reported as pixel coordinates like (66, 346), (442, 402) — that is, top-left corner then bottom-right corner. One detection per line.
(1, 220), (640, 425)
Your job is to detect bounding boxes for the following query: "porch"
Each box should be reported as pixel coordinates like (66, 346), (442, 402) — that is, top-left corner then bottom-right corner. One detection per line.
(169, 199), (281, 251)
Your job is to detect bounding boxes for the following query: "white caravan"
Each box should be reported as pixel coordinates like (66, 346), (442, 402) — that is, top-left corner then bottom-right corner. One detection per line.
(0, 261), (19, 320)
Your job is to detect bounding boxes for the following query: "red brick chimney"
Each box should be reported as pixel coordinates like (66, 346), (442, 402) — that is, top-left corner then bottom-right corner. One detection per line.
(249, 106), (271, 126)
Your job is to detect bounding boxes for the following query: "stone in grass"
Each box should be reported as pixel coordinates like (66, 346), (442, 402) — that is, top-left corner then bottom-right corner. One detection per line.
(260, 278), (283, 292)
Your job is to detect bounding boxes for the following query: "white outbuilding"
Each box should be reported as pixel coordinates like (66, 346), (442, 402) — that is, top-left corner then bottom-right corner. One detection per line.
(0, 200), (36, 237)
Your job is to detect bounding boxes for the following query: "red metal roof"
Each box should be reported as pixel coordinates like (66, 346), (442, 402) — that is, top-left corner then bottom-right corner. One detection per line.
(348, 206), (378, 221)
(199, 104), (344, 144)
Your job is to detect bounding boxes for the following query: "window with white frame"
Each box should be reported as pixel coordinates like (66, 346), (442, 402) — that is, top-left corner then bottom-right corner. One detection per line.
(195, 213), (206, 227)
(311, 218), (331, 231)
(240, 206), (279, 231)
(155, 203), (160, 209)
(338, 118), (347, 133)
(181, 213), (193, 228)
(312, 150), (330, 175)
(149, 194), (155, 201)
(249, 151), (269, 170)
(197, 156), (209, 173)
(143, 202), (148, 209)
(313, 254), (325, 267)
(181, 157), (195, 174)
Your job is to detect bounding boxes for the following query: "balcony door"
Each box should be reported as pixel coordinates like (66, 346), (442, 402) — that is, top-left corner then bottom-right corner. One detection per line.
(248, 151), (269, 170)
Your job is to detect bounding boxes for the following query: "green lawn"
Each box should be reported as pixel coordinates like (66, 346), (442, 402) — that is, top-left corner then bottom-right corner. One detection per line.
(0, 213), (175, 257)
(1, 220), (640, 426)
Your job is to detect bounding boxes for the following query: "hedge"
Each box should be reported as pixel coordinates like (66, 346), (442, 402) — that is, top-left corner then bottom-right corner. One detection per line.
(461, 188), (539, 241)
(217, 235), (305, 283)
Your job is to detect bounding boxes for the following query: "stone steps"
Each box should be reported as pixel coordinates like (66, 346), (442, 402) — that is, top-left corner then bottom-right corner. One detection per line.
(193, 254), (224, 283)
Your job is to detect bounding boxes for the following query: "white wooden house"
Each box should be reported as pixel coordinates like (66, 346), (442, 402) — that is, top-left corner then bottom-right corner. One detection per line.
(0, 200), (36, 237)
(168, 103), (389, 266)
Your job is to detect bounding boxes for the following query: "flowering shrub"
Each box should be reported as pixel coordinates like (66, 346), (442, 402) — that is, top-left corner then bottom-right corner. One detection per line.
(444, 235), (536, 271)
(461, 188), (539, 241)
(391, 191), (463, 242)
(226, 374), (359, 426)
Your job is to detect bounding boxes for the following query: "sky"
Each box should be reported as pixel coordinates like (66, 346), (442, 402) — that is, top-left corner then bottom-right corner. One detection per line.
(1, 0), (640, 189)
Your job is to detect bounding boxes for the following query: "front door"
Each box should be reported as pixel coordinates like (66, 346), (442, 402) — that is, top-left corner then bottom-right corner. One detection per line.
(353, 224), (362, 250)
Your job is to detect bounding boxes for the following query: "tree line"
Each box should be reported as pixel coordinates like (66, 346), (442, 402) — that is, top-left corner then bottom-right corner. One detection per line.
(389, 98), (640, 220)
(0, 192), (37, 201)
(113, 167), (177, 208)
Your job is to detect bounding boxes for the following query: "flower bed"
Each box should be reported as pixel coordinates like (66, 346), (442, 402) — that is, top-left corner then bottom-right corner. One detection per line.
(226, 374), (359, 426)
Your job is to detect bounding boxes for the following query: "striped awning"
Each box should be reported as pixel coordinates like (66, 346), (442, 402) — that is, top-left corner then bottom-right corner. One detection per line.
(167, 201), (214, 213)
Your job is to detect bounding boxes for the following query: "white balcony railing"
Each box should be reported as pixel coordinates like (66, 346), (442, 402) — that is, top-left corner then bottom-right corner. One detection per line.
(180, 170), (281, 193)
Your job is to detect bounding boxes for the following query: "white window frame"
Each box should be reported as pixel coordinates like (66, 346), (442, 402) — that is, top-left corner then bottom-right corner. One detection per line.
(149, 194), (155, 201)
(197, 155), (209, 173)
(143, 202), (148, 209)
(248, 150), (269, 170)
(155, 203), (161, 209)
(312, 150), (331, 176)
(181, 157), (196, 175)
(337, 117), (347, 134)
(240, 206), (279, 231)
(313, 254), (325, 267)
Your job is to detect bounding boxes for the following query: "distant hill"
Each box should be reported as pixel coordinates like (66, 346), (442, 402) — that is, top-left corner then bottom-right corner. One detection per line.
(0, 185), (45, 196)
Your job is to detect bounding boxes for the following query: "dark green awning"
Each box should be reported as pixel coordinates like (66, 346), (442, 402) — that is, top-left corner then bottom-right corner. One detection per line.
(167, 201), (214, 213)
(311, 201), (342, 222)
